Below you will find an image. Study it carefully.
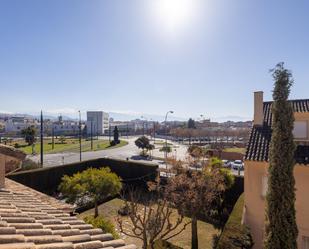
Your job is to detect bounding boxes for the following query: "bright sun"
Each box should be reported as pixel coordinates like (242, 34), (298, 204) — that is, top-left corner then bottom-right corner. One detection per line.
(151, 0), (199, 36)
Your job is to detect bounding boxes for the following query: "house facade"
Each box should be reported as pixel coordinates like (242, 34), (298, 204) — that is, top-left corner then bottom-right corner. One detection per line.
(244, 91), (309, 249)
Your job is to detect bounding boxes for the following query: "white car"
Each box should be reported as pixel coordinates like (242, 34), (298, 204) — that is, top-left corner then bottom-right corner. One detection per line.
(232, 160), (244, 170)
(222, 160), (232, 168)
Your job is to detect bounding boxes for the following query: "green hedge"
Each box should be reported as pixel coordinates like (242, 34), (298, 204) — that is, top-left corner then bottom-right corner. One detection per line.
(216, 193), (253, 249)
(8, 157), (158, 194)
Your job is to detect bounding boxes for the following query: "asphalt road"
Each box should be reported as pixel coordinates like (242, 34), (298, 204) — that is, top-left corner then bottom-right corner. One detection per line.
(27, 137), (186, 167)
(27, 136), (244, 176)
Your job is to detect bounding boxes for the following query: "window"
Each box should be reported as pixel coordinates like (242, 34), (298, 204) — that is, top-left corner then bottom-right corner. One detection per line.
(262, 176), (268, 197)
(293, 121), (308, 139)
(303, 236), (309, 249)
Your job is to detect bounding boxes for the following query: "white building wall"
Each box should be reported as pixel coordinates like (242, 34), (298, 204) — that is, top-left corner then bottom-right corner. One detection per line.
(86, 111), (109, 135)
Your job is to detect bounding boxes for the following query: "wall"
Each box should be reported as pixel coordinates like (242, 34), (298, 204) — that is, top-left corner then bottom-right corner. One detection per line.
(8, 157), (159, 193)
(244, 160), (309, 249)
(208, 150), (244, 161)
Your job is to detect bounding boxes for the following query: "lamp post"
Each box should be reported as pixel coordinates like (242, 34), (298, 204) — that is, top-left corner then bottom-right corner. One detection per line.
(78, 110), (82, 162)
(40, 110), (44, 166)
(164, 110), (174, 169)
(127, 123), (129, 139)
(90, 120), (93, 150)
(141, 116), (147, 136)
(153, 121), (156, 143)
(52, 123), (54, 150)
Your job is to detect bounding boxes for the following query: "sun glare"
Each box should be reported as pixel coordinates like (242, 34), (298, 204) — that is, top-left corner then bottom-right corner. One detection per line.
(151, 0), (199, 37)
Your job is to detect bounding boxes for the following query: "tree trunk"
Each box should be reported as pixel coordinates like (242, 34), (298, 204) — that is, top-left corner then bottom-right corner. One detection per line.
(142, 233), (148, 249)
(191, 216), (198, 249)
(150, 241), (155, 249)
(94, 201), (98, 218)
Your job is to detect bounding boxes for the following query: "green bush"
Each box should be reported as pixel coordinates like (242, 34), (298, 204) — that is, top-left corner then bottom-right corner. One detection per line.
(110, 140), (117, 146)
(216, 194), (253, 249)
(83, 215), (119, 239)
(159, 145), (172, 153)
(21, 159), (41, 171)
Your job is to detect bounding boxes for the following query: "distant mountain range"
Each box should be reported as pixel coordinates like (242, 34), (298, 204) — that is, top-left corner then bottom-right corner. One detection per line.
(0, 112), (251, 123)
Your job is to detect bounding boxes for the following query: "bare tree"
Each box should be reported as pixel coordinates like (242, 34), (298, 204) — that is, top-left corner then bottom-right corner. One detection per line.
(166, 166), (234, 249)
(117, 187), (190, 249)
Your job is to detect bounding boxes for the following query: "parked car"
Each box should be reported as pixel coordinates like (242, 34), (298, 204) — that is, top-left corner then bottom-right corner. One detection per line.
(232, 160), (244, 170)
(222, 160), (232, 168)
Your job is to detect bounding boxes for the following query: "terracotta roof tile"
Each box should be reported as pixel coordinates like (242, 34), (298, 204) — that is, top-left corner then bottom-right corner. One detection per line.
(0, 180), (137, 249)
(245, 99), (309, 164)
(0, 145), (26, 161)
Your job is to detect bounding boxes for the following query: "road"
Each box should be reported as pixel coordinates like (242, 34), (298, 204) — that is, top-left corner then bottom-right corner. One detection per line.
(28, 137), (187, 167)
(27, 136), (244, 176)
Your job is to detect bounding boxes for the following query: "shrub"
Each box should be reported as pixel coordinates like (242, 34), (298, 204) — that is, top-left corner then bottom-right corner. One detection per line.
(59, 167), (122, 217)
(83, 215), (119, 238)
(21, 159), (41, 171)
(110, 140), (117, 146)
(159, 145), (172, 153)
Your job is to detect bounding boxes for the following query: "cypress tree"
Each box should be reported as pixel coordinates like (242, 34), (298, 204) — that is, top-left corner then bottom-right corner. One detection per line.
(264, 63), (298, 249)
(113, 126), (120, 144)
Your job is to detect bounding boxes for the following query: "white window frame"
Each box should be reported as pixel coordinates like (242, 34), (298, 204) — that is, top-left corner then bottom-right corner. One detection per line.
(293, 121), (308, 140)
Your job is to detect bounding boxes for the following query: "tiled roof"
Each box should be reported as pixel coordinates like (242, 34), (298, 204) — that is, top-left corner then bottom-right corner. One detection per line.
(0, 145), (26, 161)
(245, 99), (309, 164)
(0, 179), (136, 249)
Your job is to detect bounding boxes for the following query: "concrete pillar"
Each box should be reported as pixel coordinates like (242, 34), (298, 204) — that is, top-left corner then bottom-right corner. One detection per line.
(254, 91), (264, 126)
(0, 155), (5, 188)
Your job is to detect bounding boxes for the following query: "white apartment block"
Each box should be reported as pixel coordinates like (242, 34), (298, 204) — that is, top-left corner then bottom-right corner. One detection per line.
(86, 111), (109, 135)
(4, 117), (39, 134)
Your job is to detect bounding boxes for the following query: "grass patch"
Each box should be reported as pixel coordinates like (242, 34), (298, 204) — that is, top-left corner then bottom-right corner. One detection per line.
(154, 141), (173, 146)
(223, 147), (246, 154)
(216, 193), (253, 249)
(13, 139), (128, 155)
(78, 198), (219, 249)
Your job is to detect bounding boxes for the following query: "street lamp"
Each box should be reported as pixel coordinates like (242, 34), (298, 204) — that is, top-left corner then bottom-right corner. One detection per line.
(141, 116), (147, 136)
(164, 110), (174, 167)
(78, 110), (82, 162)
(40, 110), (44, 166)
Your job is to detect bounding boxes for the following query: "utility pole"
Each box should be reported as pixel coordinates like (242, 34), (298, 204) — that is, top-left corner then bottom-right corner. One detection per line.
(40, 110), (43, 167)
(79, 110), (82, 162)
(91, 121), (93, 150)
(109, 126), (111, 142)
(153, 121), (156, 143)
(164, 110), (174, 170)
(52, 124), (54, 150)
(127, 123), (129, 139)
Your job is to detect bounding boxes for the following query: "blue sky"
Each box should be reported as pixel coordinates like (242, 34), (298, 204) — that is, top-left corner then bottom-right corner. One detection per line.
(0, 0), (308, 121)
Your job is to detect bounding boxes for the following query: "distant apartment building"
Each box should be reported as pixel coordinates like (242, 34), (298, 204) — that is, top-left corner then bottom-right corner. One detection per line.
(4, 116), (38, 134)
(47, 116), (81, 136)
(86, 111), (109, 136)
(110, 121), (140, 134)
